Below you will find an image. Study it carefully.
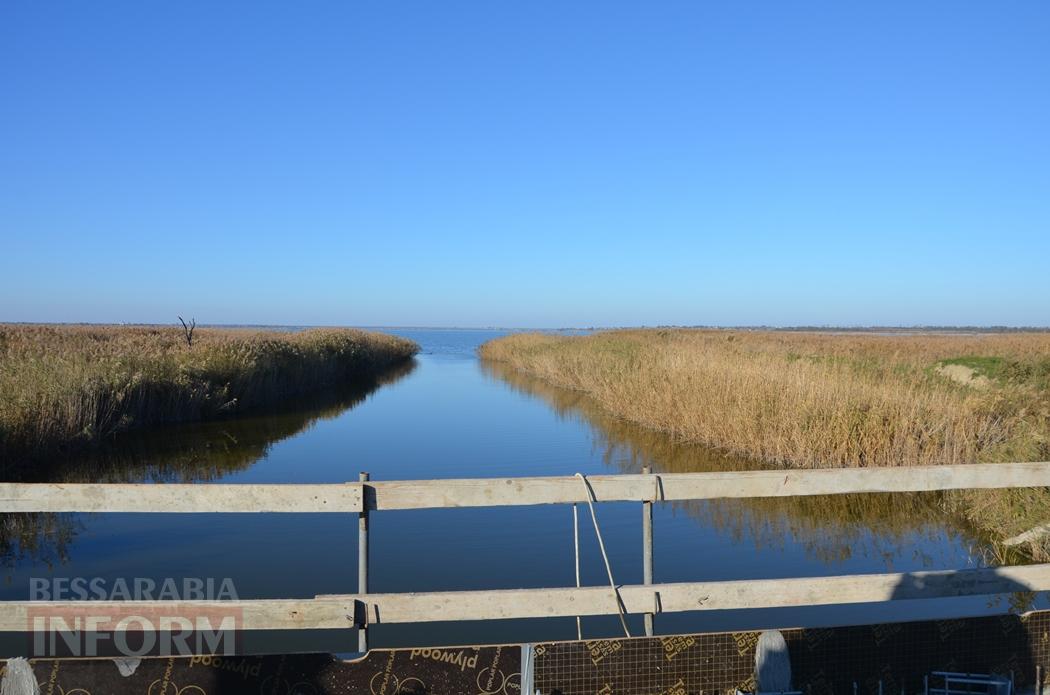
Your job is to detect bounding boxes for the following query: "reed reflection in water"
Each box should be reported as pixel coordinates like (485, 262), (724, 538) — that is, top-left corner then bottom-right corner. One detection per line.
(0, 359), (417, 569)
(0, 329), (1035, 650)
(482, 359), (1013, 569)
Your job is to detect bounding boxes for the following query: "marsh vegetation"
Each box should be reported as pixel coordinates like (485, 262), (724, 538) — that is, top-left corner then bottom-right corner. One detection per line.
(481, 330), (1050, 468)
(1, 359), (417, 568)
(481, 329), (1050, 554)
(0, 325), (418, 470)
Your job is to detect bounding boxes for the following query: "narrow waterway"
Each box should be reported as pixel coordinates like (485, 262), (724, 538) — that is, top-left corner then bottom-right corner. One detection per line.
(0, 329), (1028, 655)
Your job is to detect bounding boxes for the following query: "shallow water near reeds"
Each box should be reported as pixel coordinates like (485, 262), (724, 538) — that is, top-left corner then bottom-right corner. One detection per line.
(0, 329), (1041, 656)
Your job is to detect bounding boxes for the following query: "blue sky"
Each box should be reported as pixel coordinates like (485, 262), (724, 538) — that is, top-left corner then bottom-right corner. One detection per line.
(2, 2), (1048, 327)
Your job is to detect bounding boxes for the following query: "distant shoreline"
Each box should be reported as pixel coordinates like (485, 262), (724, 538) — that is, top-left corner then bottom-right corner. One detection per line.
(3, 321), (1049, 333)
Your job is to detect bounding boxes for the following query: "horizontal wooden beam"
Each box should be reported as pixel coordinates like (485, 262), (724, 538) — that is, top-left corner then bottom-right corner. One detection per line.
(328, 563), (1050, 623)
(3, 564), (1049, 631)
(4, 462), (1049, 513)
(0, 483), (363, 513)
(0, 598), (356, 632)
(366, 462), (1050, 511)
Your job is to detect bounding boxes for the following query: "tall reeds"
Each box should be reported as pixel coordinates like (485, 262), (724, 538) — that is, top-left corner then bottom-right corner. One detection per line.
(480, 330), (1050, 469)
(482, 329), (1050, 554)
(0, 325), (418, 467)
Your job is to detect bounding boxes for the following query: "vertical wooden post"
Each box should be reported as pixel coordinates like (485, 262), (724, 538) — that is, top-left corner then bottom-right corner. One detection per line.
(642, 465), (654, 637)
(358, 471), (370, 653)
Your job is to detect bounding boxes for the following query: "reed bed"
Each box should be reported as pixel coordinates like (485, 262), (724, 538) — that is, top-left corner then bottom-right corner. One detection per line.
(482, 329), (1050, 553)
(481, 330), (1050, 469)
(0, 325), (417, 467)
(484, 359), (968, 565)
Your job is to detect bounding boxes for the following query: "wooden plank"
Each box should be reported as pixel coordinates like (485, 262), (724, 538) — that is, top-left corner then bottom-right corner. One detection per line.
(3, 462), (1049, 514)
(368, 462), (1050, 510)
(322, 564), (1050, 623)
(0, 598), (355, 632)
(0, 483), (363, 513)
(4, 564), (1048, 631)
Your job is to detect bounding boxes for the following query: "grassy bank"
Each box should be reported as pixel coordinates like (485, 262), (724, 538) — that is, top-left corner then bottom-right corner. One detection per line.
(0, 325), (417, 467)
(481, 330), (1050, 552)
(481, 330), (1050, 468)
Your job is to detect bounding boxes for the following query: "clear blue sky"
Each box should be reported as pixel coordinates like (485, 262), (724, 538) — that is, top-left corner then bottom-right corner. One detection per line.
(2, 2), (1048, 327)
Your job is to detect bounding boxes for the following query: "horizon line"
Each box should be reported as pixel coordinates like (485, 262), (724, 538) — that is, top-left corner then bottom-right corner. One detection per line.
(3, 321), (1050, 333)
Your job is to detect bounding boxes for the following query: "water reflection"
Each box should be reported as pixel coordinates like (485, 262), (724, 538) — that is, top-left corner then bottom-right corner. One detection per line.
(0, 331), (1031, 650)
(481, 360), (1008, 567)
(0, 359), (416, 565)
(1, 513), (79, 569)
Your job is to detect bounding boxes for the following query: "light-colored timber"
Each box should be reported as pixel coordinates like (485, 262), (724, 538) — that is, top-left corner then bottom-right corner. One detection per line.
(0, 482), (363, 513)
(1, 598), (356, 632)
(6, 463), (1050, 639)
(327, 563), (1050, 623)
(5, 463), (1050, 513)
(365, 462), (1050, 510)
(4, 564), (1049, 631)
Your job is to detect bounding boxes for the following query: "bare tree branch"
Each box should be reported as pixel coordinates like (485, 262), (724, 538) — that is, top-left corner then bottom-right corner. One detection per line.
(178, 316), (196, 347)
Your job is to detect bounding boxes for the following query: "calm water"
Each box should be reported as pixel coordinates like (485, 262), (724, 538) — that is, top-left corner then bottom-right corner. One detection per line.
(0, 329), (1030, 655)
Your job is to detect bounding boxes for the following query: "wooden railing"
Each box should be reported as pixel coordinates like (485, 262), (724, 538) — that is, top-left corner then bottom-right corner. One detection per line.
(4, 461), (1050, 649)
(8, 462), (1050, 512)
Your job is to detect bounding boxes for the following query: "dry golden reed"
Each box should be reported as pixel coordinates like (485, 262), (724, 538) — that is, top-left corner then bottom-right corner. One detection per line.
(0, 324), (417, 466)
(480, 329), (1050, 470)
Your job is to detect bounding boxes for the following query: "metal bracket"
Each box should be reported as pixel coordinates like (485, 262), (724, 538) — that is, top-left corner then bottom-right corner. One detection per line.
(352, 599), (369, 629)
(644, 473), (664, 502)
